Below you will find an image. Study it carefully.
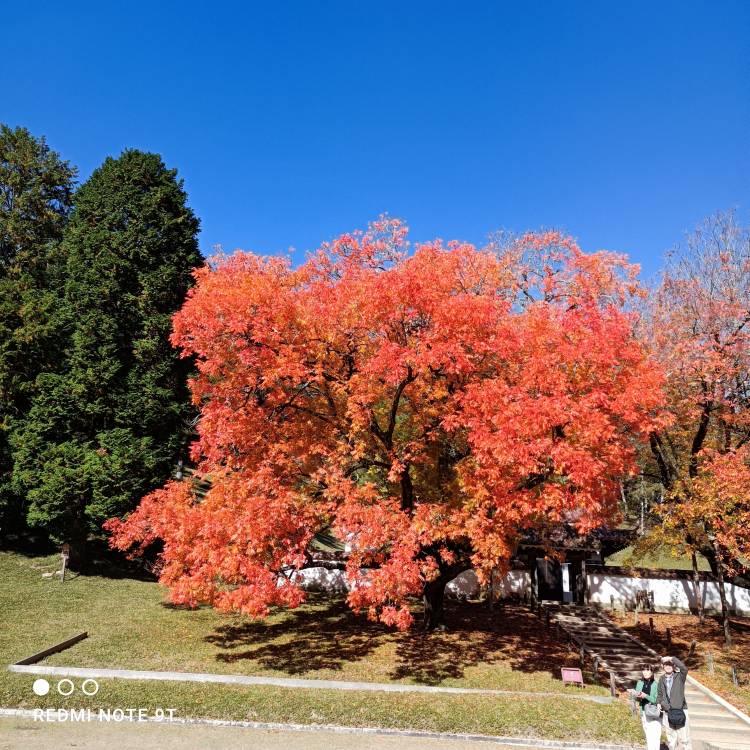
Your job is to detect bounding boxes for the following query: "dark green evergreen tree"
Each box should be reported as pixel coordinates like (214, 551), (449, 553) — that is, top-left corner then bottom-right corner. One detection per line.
(12, 150), (202, 562)
(0, 125), (76, 531)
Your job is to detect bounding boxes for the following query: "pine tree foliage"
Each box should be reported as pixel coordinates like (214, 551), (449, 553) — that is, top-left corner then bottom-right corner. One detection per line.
(0, 125), (76, 528)
(12, 150), (202, 558)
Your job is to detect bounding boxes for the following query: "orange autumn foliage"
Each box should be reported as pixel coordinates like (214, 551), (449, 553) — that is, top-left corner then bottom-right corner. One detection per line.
(106, 219), (666, 629)
(645, 212), (750, 581)
(685, 447), (750, 575)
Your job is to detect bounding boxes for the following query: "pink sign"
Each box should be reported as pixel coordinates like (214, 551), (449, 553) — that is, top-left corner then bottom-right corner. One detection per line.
(561, 667), (584, 687)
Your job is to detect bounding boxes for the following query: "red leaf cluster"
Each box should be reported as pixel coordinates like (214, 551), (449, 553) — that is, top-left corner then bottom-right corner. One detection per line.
(107, 219), (665, 628)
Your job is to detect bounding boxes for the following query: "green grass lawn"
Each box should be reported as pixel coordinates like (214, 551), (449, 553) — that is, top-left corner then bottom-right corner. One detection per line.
(1, 551), (609, 692)
(605, 544), (713, 571)
(0, 550), (642, 743)
(0, 672), (642, 744)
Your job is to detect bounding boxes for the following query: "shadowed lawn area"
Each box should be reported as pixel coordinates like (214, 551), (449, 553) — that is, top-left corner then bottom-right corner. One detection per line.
(1, 551), (609, 694)
(0, 550), (647, 742)
(610, 610), (750, 713)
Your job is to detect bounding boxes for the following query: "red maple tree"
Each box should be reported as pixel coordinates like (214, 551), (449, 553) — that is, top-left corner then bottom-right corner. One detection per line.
(107, 219), (665, 629)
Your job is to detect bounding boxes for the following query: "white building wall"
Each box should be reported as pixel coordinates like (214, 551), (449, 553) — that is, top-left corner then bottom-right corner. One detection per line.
(494, 569), (532, 598)
(445, 569), (532, 599)
(290, 567), (349, 593)
(289, 567), (532, 599)
(587, 571), (750, 616)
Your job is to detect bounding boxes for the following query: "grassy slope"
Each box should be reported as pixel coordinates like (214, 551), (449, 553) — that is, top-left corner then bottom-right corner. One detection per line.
(3, 552), (609, 692)
(605, 545), (712, 571)
(0, 551), (641, 742)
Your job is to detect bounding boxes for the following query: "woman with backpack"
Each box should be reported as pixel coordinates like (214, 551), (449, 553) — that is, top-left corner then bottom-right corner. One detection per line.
(632, 664), (663, 750)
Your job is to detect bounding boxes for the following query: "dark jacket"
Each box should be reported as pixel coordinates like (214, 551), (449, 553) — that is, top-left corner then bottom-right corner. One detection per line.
(658, 657), (689, 710)
(634, 678), (659, 715)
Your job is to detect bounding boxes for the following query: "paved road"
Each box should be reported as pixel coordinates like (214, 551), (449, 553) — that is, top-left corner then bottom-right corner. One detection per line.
(0, 716), (625, 750)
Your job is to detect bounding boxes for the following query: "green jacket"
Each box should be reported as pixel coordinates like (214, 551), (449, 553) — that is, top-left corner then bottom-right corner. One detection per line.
(634, 679), (659, 715)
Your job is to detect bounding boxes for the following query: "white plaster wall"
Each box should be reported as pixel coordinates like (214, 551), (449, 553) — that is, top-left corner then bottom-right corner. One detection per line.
(445, 569), (531, 599)
(587, 572), (750, 616)
(288, 567), (531, 599)
(494, 570), (532, 598)
(445, 570), (480, 599)
(290, 566), (349, 593)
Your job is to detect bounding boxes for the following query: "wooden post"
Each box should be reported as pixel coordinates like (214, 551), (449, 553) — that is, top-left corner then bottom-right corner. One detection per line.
(579, 644), (585, 670)
(593, 655), (600, 675)
(688, 640), (697, 663)
(649, 617), (654, 638)
(609, 671), (617, 697)
(666, 627), (672, 649)
(707, 651), (714, 674)
(732, 665), (739, 686)
(60, 543), (70, 584)
(633, 609), (639, 626)
(610, 594), (615, 611)
(545, 609), (550, 628)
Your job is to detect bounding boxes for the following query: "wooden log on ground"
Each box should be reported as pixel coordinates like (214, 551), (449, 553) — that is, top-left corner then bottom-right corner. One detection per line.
(15, 631), (88, 666)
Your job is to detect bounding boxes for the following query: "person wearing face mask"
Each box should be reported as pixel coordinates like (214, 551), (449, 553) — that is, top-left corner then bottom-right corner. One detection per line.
(632, 664), (662, 750)
(658, 655), (692, 750)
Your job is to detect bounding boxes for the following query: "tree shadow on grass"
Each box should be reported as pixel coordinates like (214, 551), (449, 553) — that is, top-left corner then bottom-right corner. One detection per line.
(204, 595), (389, 674)
(390, 601), (581, 685)
(204, 595), (581, 686)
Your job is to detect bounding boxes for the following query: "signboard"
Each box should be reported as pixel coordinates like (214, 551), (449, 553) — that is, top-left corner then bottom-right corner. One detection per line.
(561, 667), (584, 687)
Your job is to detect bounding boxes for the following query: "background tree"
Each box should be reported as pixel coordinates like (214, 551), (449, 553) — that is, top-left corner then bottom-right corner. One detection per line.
(12, 150), (202, 563)
(0, 125), (76, 531)
(108, 221), (665, 630)
(644, 210), (750, 646)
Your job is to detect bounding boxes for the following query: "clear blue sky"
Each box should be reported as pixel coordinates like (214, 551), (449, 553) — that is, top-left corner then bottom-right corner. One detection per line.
(4, 1), (749, 278)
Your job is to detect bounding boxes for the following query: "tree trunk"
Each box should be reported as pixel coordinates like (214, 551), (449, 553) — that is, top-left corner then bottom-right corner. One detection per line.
(423, 577), (448, 631)
(691, 551), (705, 625)
(65, 512), (89, 571)
(714, 556), (733, 649)
(707, 543), (732, 648)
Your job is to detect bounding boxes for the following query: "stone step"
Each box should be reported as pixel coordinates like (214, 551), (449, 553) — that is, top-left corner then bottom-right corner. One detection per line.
(691, 716), (750, 730)
(555, 620), (619, 630)
(575, 644), (638, 653)
(567, 635), (639, 644)
(567, 628), (653, 658)
(686, 693), (722, 706)
(686, 699), (722, 709)
(688, 706), (740, 718)
(691, 727), (750, 741)
(557, 627), (622, 637)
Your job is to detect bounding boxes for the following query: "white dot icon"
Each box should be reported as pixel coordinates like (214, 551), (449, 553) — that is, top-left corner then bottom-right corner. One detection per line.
(32, 679), (50, 696)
